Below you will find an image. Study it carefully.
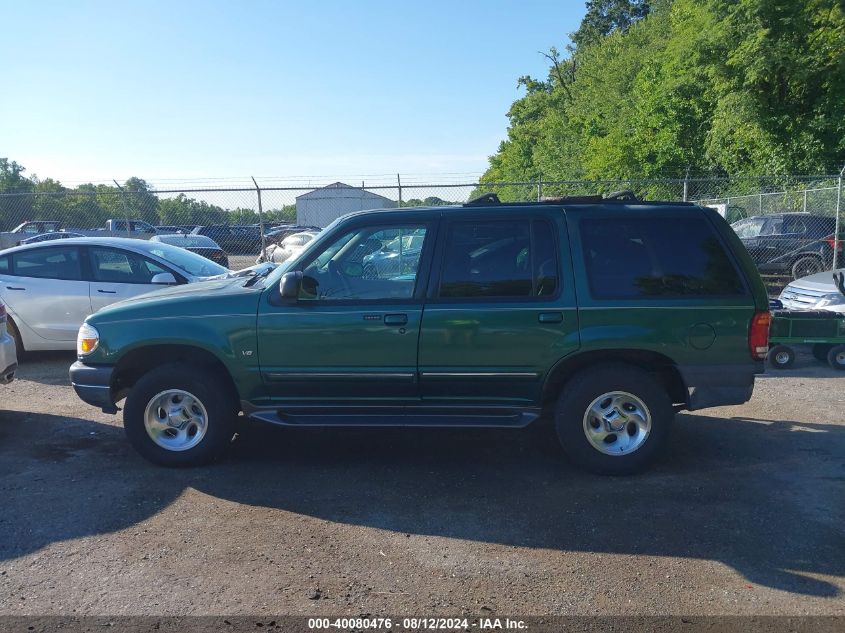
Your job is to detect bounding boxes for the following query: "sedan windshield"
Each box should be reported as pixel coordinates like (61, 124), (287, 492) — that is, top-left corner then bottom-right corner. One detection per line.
(146, 242), (229, 277)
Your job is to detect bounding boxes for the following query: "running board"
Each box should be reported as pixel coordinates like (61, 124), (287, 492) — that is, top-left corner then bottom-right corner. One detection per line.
(246, 406), (540, 428)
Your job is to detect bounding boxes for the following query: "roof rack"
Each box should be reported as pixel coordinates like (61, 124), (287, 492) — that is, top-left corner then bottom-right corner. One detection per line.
(463, 190), (642, 207)
(465, 192), (502, 206)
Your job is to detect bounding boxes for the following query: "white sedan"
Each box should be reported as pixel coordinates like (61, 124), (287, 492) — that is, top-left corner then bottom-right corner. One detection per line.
(262, 231), (319, 264)
(0, 237), (261, 353)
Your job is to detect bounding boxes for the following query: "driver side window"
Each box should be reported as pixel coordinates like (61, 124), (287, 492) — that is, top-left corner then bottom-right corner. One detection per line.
(300, 225), (427, 301)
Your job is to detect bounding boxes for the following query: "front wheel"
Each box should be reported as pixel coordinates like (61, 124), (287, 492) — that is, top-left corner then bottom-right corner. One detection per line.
(554, 364), (673, 475)
(123, 364), (238, 466)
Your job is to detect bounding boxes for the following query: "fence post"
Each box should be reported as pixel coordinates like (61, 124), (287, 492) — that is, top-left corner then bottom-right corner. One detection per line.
(252, 177), (267, 262)
(803, 188), (808, 214)
(834, 165), (845, 270)
(113, 180), (132, 237)
(683, 167), (690, 202)
(758, 193), (763, 214)
(397, 174), (402, 208)
(537, 179), (542, 202)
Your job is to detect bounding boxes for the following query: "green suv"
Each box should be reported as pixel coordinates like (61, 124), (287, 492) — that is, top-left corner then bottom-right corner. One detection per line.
(70, 195), (770, 474)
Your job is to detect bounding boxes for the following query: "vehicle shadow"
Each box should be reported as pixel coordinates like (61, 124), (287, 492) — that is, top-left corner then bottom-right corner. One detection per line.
(0, 409), (842, 598)
(9, 351), (76, 385)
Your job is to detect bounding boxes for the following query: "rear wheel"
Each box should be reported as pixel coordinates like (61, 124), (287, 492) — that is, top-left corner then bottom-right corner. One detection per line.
(6, 317), (24, 359)
(791, 256), (823, 280)
(123, 363), (238, 466)
(827, 345), (845, 371)
(554, 364), (673, 475)
(768, 345), (795, 369)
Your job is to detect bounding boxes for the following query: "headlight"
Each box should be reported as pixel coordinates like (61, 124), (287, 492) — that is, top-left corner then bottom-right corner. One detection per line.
(816, 293), (845, 308)
(77, 323), (100, 355)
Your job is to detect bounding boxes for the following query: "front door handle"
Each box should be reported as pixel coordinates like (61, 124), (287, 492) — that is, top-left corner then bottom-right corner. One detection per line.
(5, 286), (25, 291)
(96, 289), (117, 294)
(538, 312), (563, 324)
(384, 313), (408, 326)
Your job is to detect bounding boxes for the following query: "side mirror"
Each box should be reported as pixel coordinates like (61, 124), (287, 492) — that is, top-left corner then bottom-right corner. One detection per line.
(151, 272), (177, 285)
(279, 271), (303, 298)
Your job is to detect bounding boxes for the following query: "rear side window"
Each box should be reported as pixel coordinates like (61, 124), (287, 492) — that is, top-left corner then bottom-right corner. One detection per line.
(439, 218), (559, 299)
(12, 247), (83, 281)
(0, 256), (8, 274)
(580, 216), (744, 299)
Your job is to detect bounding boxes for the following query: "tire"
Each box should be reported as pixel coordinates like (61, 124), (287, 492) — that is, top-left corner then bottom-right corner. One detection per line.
(554, 364), (673, 475)
(123, 363), (238, 467)
(812, 344), (833, 362)
(791, 256), (823, 280)
(6, 317), (25, 360)
(826, 344), (845, 371)
(768, 345), (795, 369)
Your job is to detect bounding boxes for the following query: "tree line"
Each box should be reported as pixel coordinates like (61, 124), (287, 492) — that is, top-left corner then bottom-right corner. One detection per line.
(480, 0), (845, 200)
(0, 158), (296, 231)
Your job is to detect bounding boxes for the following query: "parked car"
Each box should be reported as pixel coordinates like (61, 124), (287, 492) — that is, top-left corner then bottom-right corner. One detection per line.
(152, 234), (229, 268)
(362, 229), (425, 278)
(19, 232), (86, 245)
(731, 212), (842, 280)
(71, 194), (770, 474)
(1, 219), (157, 250)
(0, 299), (16, 385)
(262, 231), (319, 264)
(192, 225), (262, 255)
(778, 268), (845, 312)
(0, 237), (236, 352)
(155, 225), (199, 234)
(257, 225), (322, 262)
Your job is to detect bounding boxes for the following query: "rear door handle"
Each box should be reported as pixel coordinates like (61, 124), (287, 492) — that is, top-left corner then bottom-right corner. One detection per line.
(538, 312), (563, 324)
(96, 289), (117, 294)
(5, 286), (25, 291)
(384, 313), (408, 326)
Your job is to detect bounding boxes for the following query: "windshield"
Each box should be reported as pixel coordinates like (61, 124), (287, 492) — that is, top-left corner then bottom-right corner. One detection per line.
(146, 242), (229, 277)
(158, 235), (218, 248)
(731, 218), (766, 239)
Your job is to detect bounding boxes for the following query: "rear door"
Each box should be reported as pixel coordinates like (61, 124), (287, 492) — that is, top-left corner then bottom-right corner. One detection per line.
(0, 245), (90, 342)
(418, 209), (579, 406)
(87, 246), (174, 311)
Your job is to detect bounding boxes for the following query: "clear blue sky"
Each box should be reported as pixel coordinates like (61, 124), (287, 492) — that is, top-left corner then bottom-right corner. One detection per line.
(2, 0), (585, 185)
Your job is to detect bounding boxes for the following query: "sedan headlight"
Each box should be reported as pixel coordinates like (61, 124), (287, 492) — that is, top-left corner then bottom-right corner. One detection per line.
(77, 323), (100, 355)
(815, 293), (845, 308)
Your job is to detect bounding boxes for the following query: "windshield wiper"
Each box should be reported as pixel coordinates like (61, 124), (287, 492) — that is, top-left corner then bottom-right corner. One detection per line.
(243, 267), (273, 287)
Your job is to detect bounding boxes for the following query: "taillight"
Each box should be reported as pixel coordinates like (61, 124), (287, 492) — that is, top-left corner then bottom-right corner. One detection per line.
(749, 311), (771, 360)
(824, 235), (843, 251)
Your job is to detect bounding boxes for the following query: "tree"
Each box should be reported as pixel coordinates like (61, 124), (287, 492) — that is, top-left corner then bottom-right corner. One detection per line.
(0, 158), (35, 230)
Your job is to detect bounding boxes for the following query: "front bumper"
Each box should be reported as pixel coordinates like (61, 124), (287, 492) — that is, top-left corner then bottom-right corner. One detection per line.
(0, 331), (16, 384)
(69, 361), (117, 413)
(679, 363), (762, 411)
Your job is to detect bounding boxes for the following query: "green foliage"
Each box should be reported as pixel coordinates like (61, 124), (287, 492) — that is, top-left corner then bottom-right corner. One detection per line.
(480, 0), (845, 200)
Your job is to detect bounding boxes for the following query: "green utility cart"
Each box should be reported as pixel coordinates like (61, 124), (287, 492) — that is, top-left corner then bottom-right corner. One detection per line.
(768, 309), (845, 370)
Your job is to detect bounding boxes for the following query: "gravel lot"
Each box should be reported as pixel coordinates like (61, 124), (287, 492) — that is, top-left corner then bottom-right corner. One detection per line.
(0, 349), (843, 616)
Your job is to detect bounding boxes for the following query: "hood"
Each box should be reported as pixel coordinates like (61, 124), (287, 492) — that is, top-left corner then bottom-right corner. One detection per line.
(89, 276), (264, 323)
(787, 269), (844, 292)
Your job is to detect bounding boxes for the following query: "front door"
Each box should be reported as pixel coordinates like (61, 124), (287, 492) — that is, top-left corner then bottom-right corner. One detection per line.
(257, 219), (435, 406)
(418, 212), (580, 406)
(87, 246), (173, 311)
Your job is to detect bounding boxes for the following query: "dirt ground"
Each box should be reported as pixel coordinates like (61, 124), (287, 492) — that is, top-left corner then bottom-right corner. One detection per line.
(0, 349), (843, 617)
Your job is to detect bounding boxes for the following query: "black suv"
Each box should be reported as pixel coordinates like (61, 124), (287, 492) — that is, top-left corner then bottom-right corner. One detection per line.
(731, 212), (841, 279)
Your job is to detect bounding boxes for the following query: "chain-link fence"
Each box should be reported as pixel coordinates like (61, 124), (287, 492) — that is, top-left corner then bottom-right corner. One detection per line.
(1, 174), (843, 287)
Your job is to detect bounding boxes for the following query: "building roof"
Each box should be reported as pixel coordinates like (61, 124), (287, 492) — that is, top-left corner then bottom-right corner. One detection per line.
(295, 182), (393, 202)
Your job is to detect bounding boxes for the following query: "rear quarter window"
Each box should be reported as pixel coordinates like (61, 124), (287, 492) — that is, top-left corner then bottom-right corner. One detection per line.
(580, 214), (745, 299)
